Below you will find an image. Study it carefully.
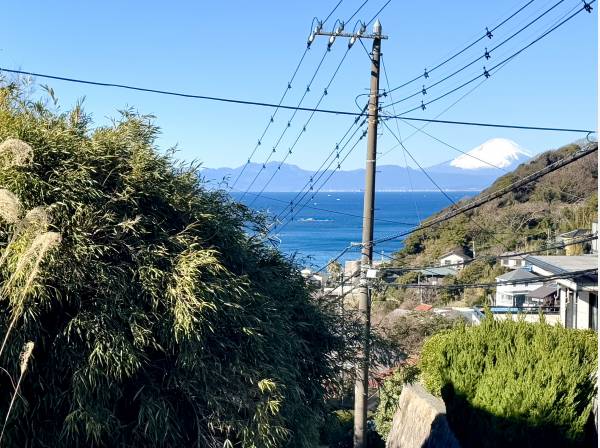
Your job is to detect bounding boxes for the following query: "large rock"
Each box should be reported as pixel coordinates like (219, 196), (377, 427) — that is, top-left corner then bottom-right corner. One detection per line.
(387, 383), (460, 448)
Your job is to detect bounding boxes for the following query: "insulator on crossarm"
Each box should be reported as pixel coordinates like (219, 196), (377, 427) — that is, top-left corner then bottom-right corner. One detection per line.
(486, 27), (493, 39)
(583, 1), (593, 12)
(484, 48), (491, 60)
(424, 68), (429, 79)
(421, 101), (426, 111)
(483, 67), (490, 78)
(421, 85), (427, 95)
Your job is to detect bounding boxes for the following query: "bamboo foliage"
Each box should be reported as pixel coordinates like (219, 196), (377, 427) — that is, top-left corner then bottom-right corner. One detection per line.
(0, 84), (364, 447)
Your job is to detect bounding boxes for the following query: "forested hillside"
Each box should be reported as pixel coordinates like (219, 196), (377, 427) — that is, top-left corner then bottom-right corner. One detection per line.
(384, 141), (598, 305)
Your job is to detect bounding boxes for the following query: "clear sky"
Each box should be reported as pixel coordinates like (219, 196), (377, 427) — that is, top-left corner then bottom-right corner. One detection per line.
(1, 0), (597, 172)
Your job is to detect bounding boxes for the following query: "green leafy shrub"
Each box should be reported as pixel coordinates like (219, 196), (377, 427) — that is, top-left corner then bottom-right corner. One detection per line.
(420, 317), (598, 447)
(373, 365), (420, 440)
(0, 84), (357, 447)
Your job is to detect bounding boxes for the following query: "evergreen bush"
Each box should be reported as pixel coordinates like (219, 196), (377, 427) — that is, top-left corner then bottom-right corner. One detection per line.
(420, 316), (598, 447)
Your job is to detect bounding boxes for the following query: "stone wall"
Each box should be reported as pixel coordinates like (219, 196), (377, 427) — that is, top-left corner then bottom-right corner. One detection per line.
(386, 383), (460, 448)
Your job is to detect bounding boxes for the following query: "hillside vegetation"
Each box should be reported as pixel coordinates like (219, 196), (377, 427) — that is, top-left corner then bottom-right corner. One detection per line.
(384, 141), (598, 305)
(0, 83), (361, 447)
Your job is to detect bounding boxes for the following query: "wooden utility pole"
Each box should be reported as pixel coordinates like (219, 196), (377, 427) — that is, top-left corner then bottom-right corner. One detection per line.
(313, 18), (386, 448)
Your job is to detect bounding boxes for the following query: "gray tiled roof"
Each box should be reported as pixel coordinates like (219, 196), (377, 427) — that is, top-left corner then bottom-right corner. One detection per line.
(496, 268), (540, 282)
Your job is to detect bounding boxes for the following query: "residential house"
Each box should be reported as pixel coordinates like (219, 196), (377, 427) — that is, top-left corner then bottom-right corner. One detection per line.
(494, 268), (544, 307)
(499, 251), (530, 270)
(439, 248), (472, 270)
(524, 255), (598, 330)
(417, 266), (457, 286)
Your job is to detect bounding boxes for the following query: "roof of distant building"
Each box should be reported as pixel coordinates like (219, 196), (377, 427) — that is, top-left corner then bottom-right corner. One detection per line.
(414, 304), (433, 312)
(559, 229), (590, 239)
(496, 268), (541, 282)
(418, 267), (457, 277)
(528, 284), (557, 299)
(440, 247), (472, 260)
(524, 255), (597, 275)
(499, 251), (528, 260)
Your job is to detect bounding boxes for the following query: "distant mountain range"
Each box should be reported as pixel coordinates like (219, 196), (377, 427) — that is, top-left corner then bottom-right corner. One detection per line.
(201, 138), (532, 192)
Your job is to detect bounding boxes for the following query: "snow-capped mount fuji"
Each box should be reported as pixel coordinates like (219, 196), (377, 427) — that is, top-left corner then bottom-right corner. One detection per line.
(429, 138), (531, 174)
(202, 138), (532, 191)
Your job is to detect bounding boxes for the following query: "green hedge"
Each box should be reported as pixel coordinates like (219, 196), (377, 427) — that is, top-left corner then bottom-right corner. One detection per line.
(420, 315), (598, 447)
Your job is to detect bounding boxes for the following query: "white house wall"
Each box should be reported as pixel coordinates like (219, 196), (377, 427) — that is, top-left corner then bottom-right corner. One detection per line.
(576, 291), (590, 330)
(440, 254), (466, 267)
(559, 288), (567, 326)
(495, 282), (543, 306)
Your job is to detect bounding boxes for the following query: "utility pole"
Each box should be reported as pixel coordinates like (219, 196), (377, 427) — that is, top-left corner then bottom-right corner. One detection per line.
(355, 20), (382, 448)
(313, 18), (386, 448)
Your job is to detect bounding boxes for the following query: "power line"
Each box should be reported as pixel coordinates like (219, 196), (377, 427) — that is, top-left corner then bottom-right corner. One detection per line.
(365, 0), (392, 26)
(392, 115), (589, 202)
(274, 127), (368, 233)
(230, 46), (310, 189)
(315, 141), (597, 272)
(380, 56), (423, 224)
(382, 268), (597, 289)
(371, 142), (598, 247)
(240, 47), (332, 199)
(385, 0), (568, 106)
(380, 119), (509, 251)
(0, 66), (593, 134)
(380, 233), (598, 272)
(388, 1), (595, 116)
(378, 1), (592, 161)
(241, 191), (416, 226)
(249, 46), (354, 203)
(270, 106), (369, 226)
(384, 0), (537, 94)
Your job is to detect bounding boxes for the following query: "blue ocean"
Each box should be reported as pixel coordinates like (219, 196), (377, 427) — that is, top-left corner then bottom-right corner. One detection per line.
(234, 191), (476, 269)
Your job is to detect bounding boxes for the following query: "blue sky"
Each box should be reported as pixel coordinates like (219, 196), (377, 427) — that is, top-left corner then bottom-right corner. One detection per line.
(1, 0), (596, 171)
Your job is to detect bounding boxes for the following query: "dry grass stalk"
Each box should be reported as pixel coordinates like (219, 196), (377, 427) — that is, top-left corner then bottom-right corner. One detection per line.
(0, 232), (61, 361)
(0, 139), (33, 167)
(0, 190), (21, 225)
(0, 341), (34, 445)
(0, 207), (51, 269)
